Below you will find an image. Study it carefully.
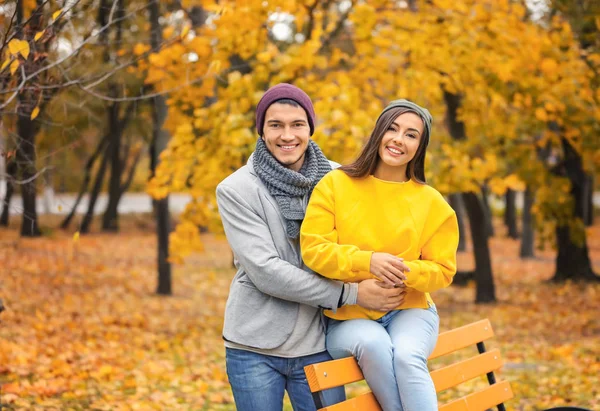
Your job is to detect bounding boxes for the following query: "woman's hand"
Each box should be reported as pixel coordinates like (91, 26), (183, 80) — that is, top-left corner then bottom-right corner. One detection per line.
(370, 253), (410, 287)
(357, 279), (407, 312)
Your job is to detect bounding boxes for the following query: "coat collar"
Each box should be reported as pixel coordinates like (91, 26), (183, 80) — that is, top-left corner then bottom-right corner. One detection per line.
(247, 152), (257, 176)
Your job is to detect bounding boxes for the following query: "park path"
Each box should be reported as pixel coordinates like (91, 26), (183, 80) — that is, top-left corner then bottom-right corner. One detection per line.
(7, 192), (193, 215)
(6, 191), (600, 216)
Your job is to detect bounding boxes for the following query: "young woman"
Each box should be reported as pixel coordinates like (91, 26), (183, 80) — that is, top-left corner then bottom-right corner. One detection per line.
(300, 100), (459, 411)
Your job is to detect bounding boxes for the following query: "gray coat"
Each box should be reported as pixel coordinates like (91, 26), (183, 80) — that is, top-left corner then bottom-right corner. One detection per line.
(216, 155), (343, 350)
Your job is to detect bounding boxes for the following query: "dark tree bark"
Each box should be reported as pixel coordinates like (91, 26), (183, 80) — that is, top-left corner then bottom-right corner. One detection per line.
(554, 225), (597, 282)
(481, 184), (494, 238)
(101, 97), (124, 232)
(150, 0), (172, 295)
(448, 193), (466, 252)
(444, 90), (496, 302)
(520, 186), (535, 258)
(582, 174), (594, 226)
(552, 138), (598, 282)
(101, 0), (127, 233)
(14, 0), (46, 237)
(0, 161), (17, 226)
(119, 149), (143, 197)
(80, 145), (110, 234)
(61, 135), (109, 229)
(504, 188), (519, 239)
(462, 192), (496, 302)
(16, 99), (42, 237)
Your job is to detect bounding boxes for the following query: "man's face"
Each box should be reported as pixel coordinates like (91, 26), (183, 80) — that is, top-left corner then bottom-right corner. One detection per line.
(262, 103), (310, 172)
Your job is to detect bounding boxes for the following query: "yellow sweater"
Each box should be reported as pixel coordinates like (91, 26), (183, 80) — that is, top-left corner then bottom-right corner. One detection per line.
(300, 170), (459, 320)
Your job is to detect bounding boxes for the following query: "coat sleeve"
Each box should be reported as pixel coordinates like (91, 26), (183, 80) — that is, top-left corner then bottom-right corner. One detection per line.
(403, 207), (459, 293)
(216, 183), (343, 311)
(300, 177), (372, 280)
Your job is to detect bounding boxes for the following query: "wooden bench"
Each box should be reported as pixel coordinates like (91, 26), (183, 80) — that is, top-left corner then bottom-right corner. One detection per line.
(304, 319), (513, 411)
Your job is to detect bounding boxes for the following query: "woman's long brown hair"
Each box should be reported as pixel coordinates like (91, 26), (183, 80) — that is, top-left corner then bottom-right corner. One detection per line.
(339, 107), (430, 183)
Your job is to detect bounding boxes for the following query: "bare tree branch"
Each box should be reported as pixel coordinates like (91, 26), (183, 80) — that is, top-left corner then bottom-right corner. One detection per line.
(1, 166), (52, 185)
(0, 1), (155, 110)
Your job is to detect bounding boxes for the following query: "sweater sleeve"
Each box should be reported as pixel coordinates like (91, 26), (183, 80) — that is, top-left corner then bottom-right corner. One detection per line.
(216, 183), (344, 311)
(300, 176), (373, 280)
(403, 207), (459, 293)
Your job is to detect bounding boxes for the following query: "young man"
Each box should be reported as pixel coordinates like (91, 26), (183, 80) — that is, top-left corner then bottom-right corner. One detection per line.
(216, 83), (406, 411)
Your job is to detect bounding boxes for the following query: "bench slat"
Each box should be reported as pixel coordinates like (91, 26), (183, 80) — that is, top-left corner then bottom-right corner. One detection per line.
(438, 380), (514, 411)
(305, 319), (496, 393)
(305, 357), (364, 393)
(430, 319), (494, 359)
(320, 392), (381, 411)
(431, 349), (504, 392)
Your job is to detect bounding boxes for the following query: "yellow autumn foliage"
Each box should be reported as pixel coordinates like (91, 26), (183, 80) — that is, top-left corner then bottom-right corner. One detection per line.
(139, 0), (600, 261)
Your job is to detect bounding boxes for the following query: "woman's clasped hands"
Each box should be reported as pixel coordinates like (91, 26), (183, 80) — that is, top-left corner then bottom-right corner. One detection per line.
(370, 252), (410, 287)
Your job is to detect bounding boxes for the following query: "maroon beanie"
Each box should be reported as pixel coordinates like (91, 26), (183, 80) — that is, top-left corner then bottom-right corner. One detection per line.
(255, 83), (316, 136)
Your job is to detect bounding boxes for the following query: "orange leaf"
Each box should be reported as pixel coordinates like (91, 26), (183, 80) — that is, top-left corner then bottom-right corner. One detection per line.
(30, 106), (40, 120)
(52, 9), (63, 21)
(10, 59), (19, 75)
(8, 39), (29, 59)
(1, 58), (11, 71)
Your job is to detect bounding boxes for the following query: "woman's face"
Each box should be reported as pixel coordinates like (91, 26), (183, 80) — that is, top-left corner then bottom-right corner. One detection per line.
(377, 112), (424, 177)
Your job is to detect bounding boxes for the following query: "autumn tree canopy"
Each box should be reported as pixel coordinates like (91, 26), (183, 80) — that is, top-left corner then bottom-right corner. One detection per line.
(144, 0), (599, 267)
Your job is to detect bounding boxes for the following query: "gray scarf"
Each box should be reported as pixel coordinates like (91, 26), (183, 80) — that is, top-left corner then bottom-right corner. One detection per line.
(253, 138), (332, 238)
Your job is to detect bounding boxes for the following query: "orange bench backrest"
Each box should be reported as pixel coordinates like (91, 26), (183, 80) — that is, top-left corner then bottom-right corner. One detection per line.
(304, 319), (514, 411)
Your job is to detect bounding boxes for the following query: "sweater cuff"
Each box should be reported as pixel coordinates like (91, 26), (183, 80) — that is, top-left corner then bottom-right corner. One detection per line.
(342, 282), (358, 306)
(351, 251), (372, 273)
(404, 261), (421, 287)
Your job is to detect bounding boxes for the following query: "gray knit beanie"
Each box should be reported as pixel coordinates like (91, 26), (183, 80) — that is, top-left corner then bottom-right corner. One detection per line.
(377, 99), (433, 139)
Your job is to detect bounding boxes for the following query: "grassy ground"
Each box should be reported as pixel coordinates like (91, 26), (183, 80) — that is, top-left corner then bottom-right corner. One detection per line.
(0, 215), (599, 410)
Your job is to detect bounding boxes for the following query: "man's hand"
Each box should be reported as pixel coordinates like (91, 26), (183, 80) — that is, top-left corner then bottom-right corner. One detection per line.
(356, 279), (407, 312)
(370, 252), (410, 286)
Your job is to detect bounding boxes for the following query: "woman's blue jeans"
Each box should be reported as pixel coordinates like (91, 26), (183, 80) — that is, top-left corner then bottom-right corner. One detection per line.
(225, 348), (345, 411)
(326, 304), (439, 411)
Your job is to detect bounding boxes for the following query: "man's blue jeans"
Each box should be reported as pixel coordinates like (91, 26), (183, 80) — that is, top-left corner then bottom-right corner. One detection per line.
(226, 348), (345, 411)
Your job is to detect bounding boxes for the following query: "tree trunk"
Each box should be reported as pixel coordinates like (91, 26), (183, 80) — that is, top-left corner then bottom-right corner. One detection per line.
(101, 100), (123, 232)
(462, 192), (496, 302)
(0, 120), (6, 201)
(42, 157), (54, 214)
(520, 186), (535, 258)
(99, 0), (126, 233)
(504, 188), (519, 239)
(444, 90), (496, 302)
(0, 162), (17, 227)
(481, 184), (494, 237)
(80, 144), (110, 234)
(448, 193), (467, 252)
(582, 174), (594, 226)
(119, 149), (142, 197)
(61, 135), (108, 229)
(16, 112), (41, 237)
(552, 138), (598, 282)
(554, 225), (598, 281)
(14, 0), (43, 237)
(150, 0), (172, 296)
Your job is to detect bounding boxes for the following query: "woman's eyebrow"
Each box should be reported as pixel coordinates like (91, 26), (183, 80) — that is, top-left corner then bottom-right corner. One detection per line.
(392, 121), (421, 135)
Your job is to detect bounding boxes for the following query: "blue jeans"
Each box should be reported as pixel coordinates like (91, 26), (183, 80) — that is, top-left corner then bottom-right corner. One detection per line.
(225, 348), (345, 411)
(326, 304), (439, 411)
